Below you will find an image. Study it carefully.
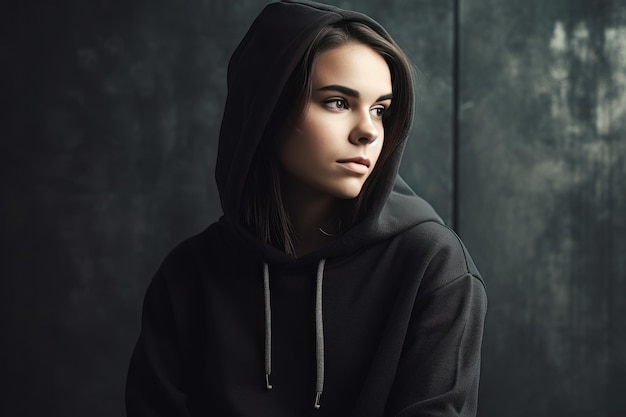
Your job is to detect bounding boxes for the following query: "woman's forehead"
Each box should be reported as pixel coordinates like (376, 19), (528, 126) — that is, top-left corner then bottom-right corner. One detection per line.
(311, 42), (392, 97)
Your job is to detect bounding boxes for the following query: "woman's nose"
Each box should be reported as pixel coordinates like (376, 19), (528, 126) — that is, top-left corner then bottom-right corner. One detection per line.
(349, 112), (379, 145)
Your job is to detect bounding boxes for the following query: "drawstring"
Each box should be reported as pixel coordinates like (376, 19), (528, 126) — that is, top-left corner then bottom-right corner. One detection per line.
(263, 263), (273, 390)
(314, 258), (325, 409)
(262, 259), (327, 410)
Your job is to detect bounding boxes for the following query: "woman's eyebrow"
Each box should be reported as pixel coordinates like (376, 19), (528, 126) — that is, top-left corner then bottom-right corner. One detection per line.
(318, 84), (360, 97)
(317, 85), (393, 102)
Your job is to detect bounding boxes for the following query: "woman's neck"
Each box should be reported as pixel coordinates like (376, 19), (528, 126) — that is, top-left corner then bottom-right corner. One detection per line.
(283, 180), (342, 257)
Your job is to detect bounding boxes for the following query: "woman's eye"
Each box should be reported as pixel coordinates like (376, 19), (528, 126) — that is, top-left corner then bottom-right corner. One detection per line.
(371, 106), (386, 118)
(324, 99), (348, 111)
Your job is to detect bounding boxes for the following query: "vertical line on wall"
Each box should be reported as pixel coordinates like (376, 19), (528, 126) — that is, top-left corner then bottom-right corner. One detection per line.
(452, 0), (460, 232)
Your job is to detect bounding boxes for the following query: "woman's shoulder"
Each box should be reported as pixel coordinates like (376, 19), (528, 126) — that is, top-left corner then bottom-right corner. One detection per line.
(392, 220), (485, 291)
(395, 220), (466, 252)
(156, 222), (227, 275)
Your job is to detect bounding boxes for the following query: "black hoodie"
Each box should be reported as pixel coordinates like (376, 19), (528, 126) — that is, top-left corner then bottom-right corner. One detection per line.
(126, 1), (487, 416)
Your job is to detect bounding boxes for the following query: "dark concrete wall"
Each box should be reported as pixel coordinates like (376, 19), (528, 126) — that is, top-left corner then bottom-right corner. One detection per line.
(459, 1), (626, 416)
(2, 0), (625, 416)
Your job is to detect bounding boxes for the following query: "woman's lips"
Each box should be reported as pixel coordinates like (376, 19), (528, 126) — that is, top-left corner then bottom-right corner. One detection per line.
(337, 157), (371, 174)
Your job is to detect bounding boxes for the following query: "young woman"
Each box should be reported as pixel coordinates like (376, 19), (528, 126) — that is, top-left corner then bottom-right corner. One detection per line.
(126, 1), (487, 416)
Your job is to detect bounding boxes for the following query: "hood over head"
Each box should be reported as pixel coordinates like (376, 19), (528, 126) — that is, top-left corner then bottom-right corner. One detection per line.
(215, 0), (442, 264)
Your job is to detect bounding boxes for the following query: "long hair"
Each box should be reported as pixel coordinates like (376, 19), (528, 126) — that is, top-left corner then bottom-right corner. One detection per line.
(241, 20), (415, 256)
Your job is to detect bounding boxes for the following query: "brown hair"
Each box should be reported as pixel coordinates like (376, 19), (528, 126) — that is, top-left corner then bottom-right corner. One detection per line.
(241, 21), (415, 256)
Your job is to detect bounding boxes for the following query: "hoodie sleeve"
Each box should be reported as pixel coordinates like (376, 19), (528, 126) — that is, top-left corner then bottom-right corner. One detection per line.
(125, 267), (191, 416)
(387, 272), (488, 417)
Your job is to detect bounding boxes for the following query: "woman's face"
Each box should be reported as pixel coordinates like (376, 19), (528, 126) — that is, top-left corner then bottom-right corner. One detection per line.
(279, 42), (392, 200)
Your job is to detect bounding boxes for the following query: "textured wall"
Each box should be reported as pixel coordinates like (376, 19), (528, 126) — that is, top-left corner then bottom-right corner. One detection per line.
(459, 1), (626, 416)
(1, 1), (453, 416)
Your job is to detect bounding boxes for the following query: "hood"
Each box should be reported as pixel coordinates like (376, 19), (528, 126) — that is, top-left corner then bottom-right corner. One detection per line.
(215, 0), (442, 264)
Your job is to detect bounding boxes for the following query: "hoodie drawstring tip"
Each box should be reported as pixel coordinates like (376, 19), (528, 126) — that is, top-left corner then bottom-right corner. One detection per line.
(265, 374), (273, 390)
(314, 391), (322, 409)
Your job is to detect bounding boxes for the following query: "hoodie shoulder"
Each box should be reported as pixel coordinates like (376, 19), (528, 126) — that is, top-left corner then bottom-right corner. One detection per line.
(394, 220), (485, 293)
(157, 223), (225, 277)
